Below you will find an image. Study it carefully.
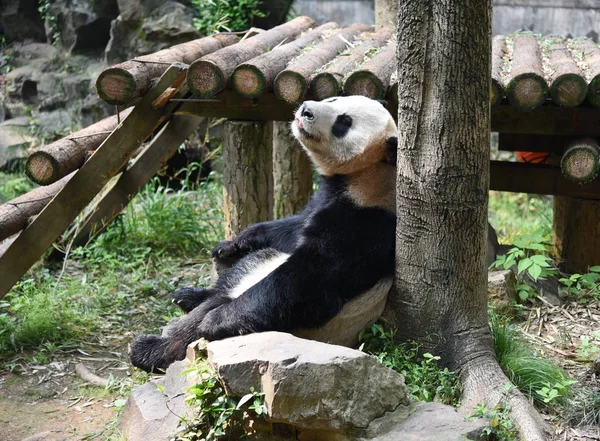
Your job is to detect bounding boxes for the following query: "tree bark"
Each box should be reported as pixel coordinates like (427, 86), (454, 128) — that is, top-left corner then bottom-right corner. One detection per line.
(187, 16), (316, 98)
(272, 121), (313, 219)
(232, 23), (338, 99)
(553, 196), (600, 273)
(388, 2), (551, 440)
(222, 121), (274, 239)
(25, 107), (133, 185)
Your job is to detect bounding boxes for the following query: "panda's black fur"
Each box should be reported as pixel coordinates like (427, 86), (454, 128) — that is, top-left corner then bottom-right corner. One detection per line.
(130, 96), (398, 373)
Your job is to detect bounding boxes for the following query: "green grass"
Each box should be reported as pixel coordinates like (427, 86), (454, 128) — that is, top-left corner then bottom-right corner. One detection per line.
(489, 191), (553, 244)
(0, 171), (224, 364)
(0, 171), (37, 203)
(490, 309), (574, 408)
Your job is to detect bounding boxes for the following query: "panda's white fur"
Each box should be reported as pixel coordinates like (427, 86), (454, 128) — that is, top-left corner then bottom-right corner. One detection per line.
(130, 96), (399, 373)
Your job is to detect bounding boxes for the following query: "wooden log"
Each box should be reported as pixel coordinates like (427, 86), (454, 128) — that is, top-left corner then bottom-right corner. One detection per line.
(560, 138), (600, 183)
(0, 64), (188, 298)
(579, 39), (600, 108)
(309, 28), (393, 100)
(272, 121), (313, 219)
(491, 35), (507, 106)
(543, 36), (588, 107)
(343, 40), (396, 99)
(232, 23), (338, 100)
(187, 16), (316, 98)
(96, 34), (238, 105)
(222, 120), (273, 239)
(553, 196), (600, 273)
(490, 160), (600, 200)
(274, 24), (372, 103)
(504, 34), (549, 111)
(0, 173), (72, 242)
(72, 114), (204, 246)
(25, 107), (133, 185)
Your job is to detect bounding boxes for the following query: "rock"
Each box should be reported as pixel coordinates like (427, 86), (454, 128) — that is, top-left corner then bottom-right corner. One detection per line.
(9, 43), (58, 68)
(48, 0), (119, 52)
(359, 402), (488, 441)
(0, 0), (46, 42)
(32, 109), (73, 135)
(62, 75), (92, 102)
(0, 118), (34, 170)
(488, 269), (517, 311)
(105, 1), (200, 63)
(120, 360), (196, 441)
(207, 332), (410, 431)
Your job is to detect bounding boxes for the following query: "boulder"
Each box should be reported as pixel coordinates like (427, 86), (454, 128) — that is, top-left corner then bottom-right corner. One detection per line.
(487, 269), (517, 311)
(0, 0), (46, 42)
(121, 360), (196, 441)
(141, 2), (199, 43)
(8, 43), (58, 68)
(48, 0), (119, 52)
(207, 332), (410, 431)
(0, 118), (34, 170)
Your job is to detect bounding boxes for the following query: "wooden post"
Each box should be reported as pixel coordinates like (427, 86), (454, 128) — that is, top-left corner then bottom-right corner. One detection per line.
(272, 121), (313, 219)
(222, 120), (274, 239)
(553, 196), (600, 273)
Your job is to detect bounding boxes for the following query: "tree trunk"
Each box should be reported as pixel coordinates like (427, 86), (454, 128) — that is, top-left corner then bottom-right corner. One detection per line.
(222, 121), (274, 239)
(272, 121), (313, 219)
(375, 0), (398, 29)
(387, 2), (551, 440)
(553, 196), (600, 273)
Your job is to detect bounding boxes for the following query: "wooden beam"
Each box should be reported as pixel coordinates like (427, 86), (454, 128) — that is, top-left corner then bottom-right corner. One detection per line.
(498, 133), (575, 153)
(490, 160), (600, 199)
(0, 64), (188, 298)
(492, 105), (600, 136)
(71, 114), (204, 246)
(176, 90), (296, 121)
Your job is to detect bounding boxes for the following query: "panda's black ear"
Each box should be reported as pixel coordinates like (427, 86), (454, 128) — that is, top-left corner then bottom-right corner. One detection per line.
(376, 99), (388, 107)
(383, 136), (397, 165)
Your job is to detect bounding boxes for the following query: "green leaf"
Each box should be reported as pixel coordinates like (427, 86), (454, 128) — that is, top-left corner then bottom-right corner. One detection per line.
(528, 264), (542, 281)
(589, 265), (600, 273)
(114, 398), (127, 408)
(517, 258), (533, 274)
(530, 254), (551, 267)
(156, 383), (165, 394)
(527, 243), (548, 251)
(518, 290), (530, 301)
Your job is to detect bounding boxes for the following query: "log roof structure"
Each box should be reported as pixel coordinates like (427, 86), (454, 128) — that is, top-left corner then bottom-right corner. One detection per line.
(2, 17), (600, 295)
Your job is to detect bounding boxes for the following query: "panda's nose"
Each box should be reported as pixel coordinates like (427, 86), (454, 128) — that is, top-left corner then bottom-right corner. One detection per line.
(301, 105), (314, 120)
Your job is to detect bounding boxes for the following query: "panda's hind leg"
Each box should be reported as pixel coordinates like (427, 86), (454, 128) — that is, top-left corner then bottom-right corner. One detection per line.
(171, 287), (215, 313)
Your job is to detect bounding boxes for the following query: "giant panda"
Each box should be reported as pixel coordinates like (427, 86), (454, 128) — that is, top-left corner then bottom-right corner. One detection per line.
(129, 95), (399, 373)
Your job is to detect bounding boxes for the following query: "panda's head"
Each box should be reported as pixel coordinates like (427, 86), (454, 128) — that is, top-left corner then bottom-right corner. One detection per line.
(291, 95), (397, 176)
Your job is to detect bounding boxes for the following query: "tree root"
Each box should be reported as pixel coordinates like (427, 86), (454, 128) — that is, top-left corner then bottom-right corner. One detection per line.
(460, 355), (554, 441)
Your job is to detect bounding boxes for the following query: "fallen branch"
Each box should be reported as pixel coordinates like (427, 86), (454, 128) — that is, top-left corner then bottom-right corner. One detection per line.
(75, 363), (109, 388)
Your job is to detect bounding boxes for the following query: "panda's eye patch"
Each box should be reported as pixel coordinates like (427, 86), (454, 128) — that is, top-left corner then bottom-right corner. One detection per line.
(332, 114), (353, 138)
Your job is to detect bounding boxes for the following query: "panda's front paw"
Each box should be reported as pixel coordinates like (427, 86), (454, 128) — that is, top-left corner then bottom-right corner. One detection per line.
(171, 287), (214, 313)
(129, 335), (186, 373)
(211, 240), (252, 265)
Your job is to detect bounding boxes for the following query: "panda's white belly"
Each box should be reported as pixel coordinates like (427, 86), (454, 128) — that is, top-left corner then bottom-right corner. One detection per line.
(229, 252), (290, 299)
(293, 277), (393, 347)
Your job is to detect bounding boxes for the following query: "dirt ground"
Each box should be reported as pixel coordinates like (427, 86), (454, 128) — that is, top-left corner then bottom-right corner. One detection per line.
(0, 342), (132, 441)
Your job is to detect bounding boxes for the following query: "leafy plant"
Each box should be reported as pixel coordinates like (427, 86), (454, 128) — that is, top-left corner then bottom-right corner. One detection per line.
(0, 172), (37, 203)
(359, 323), (461, 405)
(575, 332), (600, 362)
(488, 192), (552, 243)
(177, 361), (267, 440)
(560, 266), (600, 301)
(38, 0), (60, 45)
(192, 0), (266, 34)
(471, 403), (519, 441)
(490, 233), (557, 301)
(490, 309), (574, 408)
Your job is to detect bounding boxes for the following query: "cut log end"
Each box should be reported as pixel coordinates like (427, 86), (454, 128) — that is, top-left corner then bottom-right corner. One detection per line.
(188, 60), (226, 98)
(506, 73), (548, 111)
(561, 140), (600, 183)
(588, 76), (600, 108)
(26, 153), (59, 186)
(274, 70), (306, 103)
(96, 69), (137, 105)
(232, 65), (267, 100)
(343, 71), (385, 99)
(310, 73), (341, 100)
(551, 73), (588, 107)
(491, 79), (504, 106)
